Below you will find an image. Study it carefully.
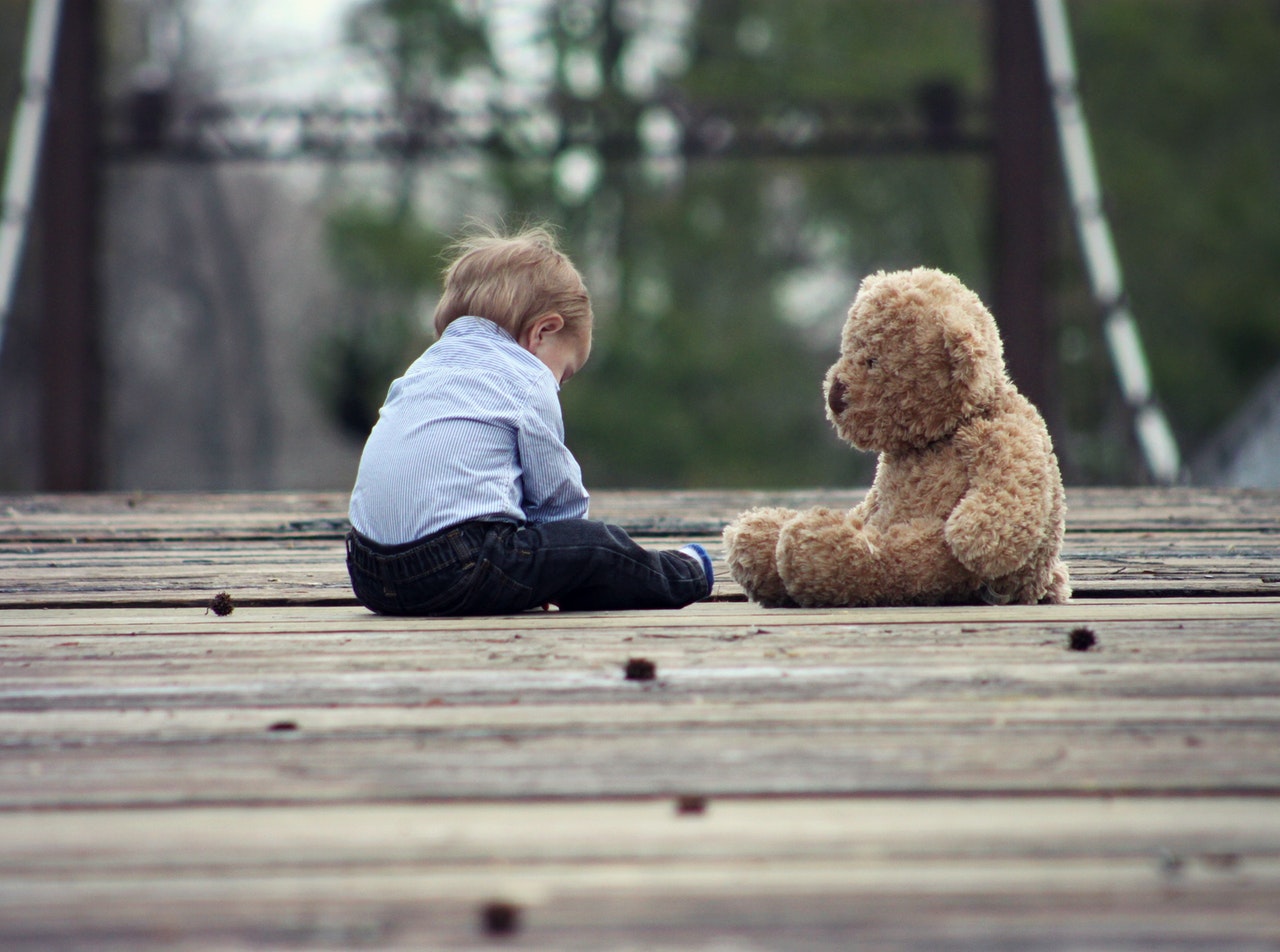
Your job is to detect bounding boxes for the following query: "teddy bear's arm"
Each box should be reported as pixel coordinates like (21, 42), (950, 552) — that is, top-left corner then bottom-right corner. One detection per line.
(945, 416), (1053, 579)
(851, 482), (879, 523)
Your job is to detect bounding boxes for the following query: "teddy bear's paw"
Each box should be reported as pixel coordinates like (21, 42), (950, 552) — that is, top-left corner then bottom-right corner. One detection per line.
(775, 510), (877, 608)
(723, 507), (797, 607)
(1042, 560), (1072, 604)
(944, 512), (1034, 580)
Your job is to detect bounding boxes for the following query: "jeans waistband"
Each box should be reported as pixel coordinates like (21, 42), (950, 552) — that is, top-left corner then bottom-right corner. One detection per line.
(345, 523), (489, 581)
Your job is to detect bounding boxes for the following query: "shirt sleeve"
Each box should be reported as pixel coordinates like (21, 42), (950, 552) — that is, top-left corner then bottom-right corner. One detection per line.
(516, 375), (590, 523)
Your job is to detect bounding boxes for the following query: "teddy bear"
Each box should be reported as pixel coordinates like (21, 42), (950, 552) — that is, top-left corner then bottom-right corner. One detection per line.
(724, 266), (1070, 607)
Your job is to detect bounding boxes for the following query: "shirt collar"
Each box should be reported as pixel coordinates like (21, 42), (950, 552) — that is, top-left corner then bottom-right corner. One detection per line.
(444, 314), (510, 341)
(445, 316), (557, 388)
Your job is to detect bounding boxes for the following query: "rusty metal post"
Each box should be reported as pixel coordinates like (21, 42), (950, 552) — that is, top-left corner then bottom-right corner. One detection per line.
(40, 0), (104, 490)
(991, 0), (1057, 431)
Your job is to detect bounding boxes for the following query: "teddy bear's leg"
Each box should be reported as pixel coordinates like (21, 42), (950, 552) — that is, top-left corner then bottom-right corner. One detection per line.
(778, 512), (970, 607)
(774, 507), (877, 607)
(874, 518), (975, 603)
(723, 507), (799, 607)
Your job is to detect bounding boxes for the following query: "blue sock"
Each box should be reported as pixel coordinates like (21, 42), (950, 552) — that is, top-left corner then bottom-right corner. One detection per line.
(679, 543), (714, 594)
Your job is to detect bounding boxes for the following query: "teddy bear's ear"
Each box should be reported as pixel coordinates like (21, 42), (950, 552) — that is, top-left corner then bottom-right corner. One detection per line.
(942, 310), (981, 387)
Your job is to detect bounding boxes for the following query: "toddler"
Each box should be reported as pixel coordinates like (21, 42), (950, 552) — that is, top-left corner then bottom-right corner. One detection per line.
(346, 225), (713, 615)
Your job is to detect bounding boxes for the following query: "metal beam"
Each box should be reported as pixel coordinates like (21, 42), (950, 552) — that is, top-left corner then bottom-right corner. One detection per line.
(104, 97), (992, 164)
(991, 0), (1056, 430)
(39, 0), (103, 490)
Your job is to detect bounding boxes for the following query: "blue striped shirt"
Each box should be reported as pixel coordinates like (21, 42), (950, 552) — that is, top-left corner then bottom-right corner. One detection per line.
(348, 316), (589, 545)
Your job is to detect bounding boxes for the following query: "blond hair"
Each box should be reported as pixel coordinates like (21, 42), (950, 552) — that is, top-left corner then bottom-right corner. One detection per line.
(433, 224), (593, 341)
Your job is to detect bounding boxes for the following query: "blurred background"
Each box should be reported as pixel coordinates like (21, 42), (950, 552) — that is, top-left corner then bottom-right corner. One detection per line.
(2, 0), (1278, 493)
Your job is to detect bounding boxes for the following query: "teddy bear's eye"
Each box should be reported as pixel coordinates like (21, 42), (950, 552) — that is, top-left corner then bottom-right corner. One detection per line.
(865, 357), (878, 369)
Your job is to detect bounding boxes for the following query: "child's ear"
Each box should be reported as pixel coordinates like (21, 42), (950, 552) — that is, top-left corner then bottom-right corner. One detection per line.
(525, 313), (565, 350)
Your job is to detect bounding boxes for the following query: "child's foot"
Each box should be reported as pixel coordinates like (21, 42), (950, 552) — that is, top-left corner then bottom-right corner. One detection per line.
(679, 543), (715, 596)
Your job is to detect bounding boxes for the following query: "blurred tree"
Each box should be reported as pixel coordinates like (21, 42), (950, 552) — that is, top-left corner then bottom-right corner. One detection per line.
(314, 0), (1280, 486)
(310, 205), (448, 439)
(1060, 1), (1280, 470)
(0, 5), (22, 137)
(305, 0), (480, 441)
(0, 1), (38, 490)
(319, 0), (988, 487)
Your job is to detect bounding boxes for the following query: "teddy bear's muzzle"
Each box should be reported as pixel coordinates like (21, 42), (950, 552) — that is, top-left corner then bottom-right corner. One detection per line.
(827, 377), (849, 415)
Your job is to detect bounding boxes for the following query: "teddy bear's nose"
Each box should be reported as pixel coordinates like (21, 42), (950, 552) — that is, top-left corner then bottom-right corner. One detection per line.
(827, 378), (848, 414)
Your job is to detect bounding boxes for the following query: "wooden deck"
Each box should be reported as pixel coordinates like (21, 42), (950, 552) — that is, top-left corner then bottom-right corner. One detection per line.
(2, 487), (1279, 950)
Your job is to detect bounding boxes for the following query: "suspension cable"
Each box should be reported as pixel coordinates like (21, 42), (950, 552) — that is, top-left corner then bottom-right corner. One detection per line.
(1033, 0), (1181, 483)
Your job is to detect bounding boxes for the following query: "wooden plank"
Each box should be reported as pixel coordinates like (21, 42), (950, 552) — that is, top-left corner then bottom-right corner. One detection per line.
(0, 491), (351, 542)
(3, 604), (1279, 806)
(2, 487), (1277, 606)
(4, 684), (1279, 800)
(1, 798), (1277, 951)
(0, 538), (345, 606)
(1, 489), (1278, 949)
(3, 529), (1280, 606)
(6, 873), (1277, 952)
(5, 714), (1277, 805)
(4, 599), (1279, 658)
(4, 595), (1279, 625)
(9, 798), (1273, 870)
(3, 487), (1278, 542)
(5, 600), (1280, 666)
(3, 599), (1266, 660)
(5, 653), (1279, 713)
(5, 694), (1279, 739)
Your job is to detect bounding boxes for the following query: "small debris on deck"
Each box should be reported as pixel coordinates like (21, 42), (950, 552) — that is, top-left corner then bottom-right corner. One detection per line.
(208, 591), (235, 616)
(624, 657), (657, 681)
(1068, 626), (1098, 651)
(479, 901), (521, 936)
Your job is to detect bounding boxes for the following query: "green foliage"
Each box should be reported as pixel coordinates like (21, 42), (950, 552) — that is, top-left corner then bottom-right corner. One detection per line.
(562, 163), (857, 488)
(309, 308), (422, 438)
(312, 0), (1280, 484)
(0, 5), (24, 155)
(1062, 1), (1280, 457)
(346, 0), (991, 486)
(309, 206), (445, 439)
(323, 204), (445, 292)
(344, 0), (493, 95)
(685, 0), (985, 101)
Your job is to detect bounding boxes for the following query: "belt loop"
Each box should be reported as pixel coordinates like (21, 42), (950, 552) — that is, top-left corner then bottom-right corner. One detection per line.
(449, 525), (476, 563)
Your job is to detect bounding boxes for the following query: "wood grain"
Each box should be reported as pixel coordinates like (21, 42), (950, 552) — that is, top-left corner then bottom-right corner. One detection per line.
(2, 798), (1277, 950)
(1, 489), (1279, 949)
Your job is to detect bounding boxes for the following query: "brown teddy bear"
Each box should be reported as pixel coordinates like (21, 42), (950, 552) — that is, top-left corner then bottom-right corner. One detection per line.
(724, 267), (1070, 607)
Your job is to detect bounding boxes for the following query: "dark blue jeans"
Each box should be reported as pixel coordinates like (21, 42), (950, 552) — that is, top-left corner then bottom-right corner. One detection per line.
(346, 519), (710, 616)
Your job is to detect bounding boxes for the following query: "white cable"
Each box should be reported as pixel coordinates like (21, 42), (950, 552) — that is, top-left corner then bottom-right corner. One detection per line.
(0, 0), (63, 359)
(1033, 0), (1181, 483)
